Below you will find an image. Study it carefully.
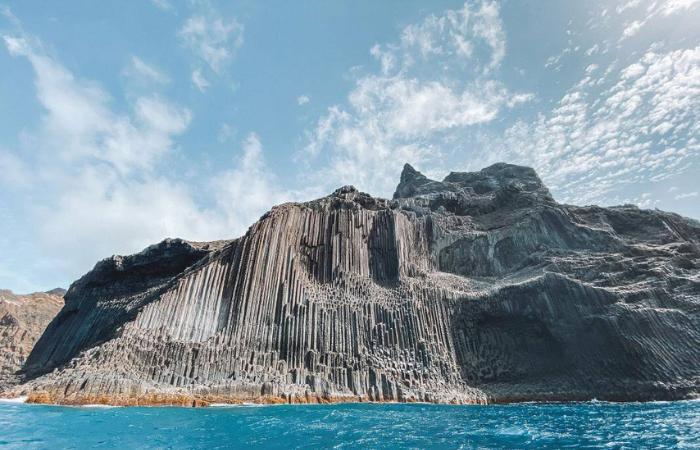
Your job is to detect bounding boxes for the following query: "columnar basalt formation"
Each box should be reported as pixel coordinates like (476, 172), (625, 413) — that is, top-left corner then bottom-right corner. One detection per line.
(0, 289), (64, 389)
(7, 163), (700, 405)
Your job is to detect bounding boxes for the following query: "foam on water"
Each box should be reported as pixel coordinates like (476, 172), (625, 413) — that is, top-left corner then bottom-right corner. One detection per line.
(0, 396), (27, 404)
(79, 404), (122, 408)
(0, 401), (698, 449)
(208, 403), (269, 408)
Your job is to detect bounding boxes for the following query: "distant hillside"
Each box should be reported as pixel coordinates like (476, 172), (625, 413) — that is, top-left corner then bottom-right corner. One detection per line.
(0, 289), (64, 388)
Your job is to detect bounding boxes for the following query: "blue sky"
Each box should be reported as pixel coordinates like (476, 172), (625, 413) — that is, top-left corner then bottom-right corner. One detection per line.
(1, 0), (699, 293)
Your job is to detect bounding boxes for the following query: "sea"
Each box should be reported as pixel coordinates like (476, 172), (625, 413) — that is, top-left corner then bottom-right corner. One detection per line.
(0, 399), (698, 449)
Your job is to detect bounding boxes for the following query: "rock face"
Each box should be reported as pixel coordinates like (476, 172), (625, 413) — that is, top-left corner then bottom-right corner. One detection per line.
(10, 163), (700, 405)
(0, 289), (64, 389)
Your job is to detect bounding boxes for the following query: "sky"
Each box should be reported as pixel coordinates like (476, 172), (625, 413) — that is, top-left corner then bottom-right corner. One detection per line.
(0, 0), (699, 293)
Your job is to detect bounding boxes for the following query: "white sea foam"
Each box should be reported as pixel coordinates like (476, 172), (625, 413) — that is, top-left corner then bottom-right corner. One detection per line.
(209, 402), (281, 408)
(0, 396), (27, 404)
(80, 404), (121, 408)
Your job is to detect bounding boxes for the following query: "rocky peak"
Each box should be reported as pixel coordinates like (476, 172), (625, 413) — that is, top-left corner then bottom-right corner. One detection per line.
(332, 185), (359, 197)
(399, 163), (422, 182)
(329, 184), (390, 211)
(392, 162), (555, 217)
(393, 163), (454, 199)
(443, 163), (553, 200)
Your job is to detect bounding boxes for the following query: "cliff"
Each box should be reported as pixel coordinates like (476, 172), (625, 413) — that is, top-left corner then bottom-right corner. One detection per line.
(6, 163), (700, 405)
(0, 289), (64, 389)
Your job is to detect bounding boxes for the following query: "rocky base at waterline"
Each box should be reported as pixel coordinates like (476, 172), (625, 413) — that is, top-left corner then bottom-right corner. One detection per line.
(0, 289), (64, 390)
(3, 163), (699, 406)
(21, 388), (484, 407)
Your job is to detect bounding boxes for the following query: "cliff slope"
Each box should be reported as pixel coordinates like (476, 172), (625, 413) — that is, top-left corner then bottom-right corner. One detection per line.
(8, 163), (700, 405)
(0, 289), (64, 389)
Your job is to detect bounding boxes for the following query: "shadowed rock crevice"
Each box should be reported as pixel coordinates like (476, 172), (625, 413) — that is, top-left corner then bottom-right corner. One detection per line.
(7, 162), (699, 405)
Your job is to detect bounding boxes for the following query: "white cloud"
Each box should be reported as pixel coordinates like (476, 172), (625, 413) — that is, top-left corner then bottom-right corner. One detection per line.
(617, 0), (642, 14)
(585, 44), (600, 56)
(381, 0), (505, 73)
(622, 20), (645, 38)
(674, 191), (699, 199)
(616, 0), (700, 39)
(150, 0), (172, 11)
(397, 1), (504, 69)
(507, 92), (536, 107)
(302, 1), (531, 197)
(487, 45), (700, 205)
(39, 171), (220, 274)
(180, 14), (243, 74)
(545, 54), (563, 70)
(350, 78), (505, 137)
(217, 123), (234, 143)
(123, 56), (170, 85)
(4, 35), (191, 174)
(135, 96), (191, 135)
(0, 150), (30, 188)
(297, 95), (310, 106)
(637, 192), (659, 208)
(1, 26), (288, 289)
(178, 5), (243, 92)
(0, 5), (20, 28)
(191, 68), (210, 92)
(213, 133), (301, 233)
(621, 62), (646, 79)
(660, 0), (700, 15)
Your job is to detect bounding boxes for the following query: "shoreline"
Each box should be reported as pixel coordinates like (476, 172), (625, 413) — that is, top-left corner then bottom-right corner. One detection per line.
(1, 391), (697, 408)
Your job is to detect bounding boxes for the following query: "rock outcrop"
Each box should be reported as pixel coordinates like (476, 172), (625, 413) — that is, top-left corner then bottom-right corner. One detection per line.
(6, 163), (699, 405)
(0, 289), (64, 389)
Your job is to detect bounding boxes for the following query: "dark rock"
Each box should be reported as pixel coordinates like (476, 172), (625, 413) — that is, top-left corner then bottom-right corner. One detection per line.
(9, 163), (700, 405)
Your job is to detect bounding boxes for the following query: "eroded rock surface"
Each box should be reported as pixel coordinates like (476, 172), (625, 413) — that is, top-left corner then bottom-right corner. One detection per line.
(9, 163), (700, 405)
(0, 289), (63, 389)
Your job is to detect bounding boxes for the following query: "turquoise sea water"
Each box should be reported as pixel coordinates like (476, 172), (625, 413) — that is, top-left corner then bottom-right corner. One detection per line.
(0, 400), (698, 449)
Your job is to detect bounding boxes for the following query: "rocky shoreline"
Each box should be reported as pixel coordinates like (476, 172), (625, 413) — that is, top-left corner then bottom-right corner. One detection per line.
(4, 386), (696, 408)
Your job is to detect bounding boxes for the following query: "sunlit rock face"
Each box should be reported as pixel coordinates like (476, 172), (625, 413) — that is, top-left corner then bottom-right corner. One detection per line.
(13, 163), (700, 405)
(0, 289), (64, 389)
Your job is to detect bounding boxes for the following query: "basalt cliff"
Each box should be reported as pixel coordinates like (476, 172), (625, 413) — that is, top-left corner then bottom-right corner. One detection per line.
(5, 163), (699, 406)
